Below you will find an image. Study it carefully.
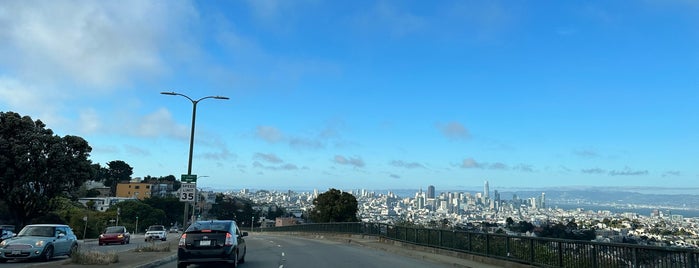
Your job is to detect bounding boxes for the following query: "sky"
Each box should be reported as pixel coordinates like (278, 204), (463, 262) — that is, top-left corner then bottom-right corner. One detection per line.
(1, 0), (698, 191)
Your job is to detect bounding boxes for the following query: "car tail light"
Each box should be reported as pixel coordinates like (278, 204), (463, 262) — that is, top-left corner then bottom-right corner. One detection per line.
(179, 233), (187, 246)
(224, 232), (233, 246)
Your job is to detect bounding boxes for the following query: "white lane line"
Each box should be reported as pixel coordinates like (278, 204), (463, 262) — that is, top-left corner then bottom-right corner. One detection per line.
(279, 266), (284, 268)
(282, 252), (285, 257)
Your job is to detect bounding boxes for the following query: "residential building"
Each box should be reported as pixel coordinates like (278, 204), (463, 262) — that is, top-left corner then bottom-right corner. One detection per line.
(116, 181), (152, 200)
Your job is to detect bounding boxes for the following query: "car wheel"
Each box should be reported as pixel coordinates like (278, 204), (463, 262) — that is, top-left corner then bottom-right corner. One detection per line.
(68, 244), (78, 257)
(127, 237), (130, 244)
(41, 245), (53, 262)
(229, 251), (238, 268)
(162, 237), (167, 241)
(239, 248), (246, 264)
(177, 262), (188, 268)
(0, 258), (7, 263)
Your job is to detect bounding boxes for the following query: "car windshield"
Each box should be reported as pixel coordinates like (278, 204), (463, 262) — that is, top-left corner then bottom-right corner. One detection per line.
(105, 226), (125, 234)
(148, 226), (164, 231)
(187, 221), (230, 232)
(18, 226), (55, 237)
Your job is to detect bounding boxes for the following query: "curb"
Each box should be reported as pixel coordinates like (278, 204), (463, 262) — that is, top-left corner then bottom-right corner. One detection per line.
(134, 253), (177, 268)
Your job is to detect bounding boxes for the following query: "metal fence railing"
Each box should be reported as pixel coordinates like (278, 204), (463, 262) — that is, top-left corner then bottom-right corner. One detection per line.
(266, 222), (699, 268)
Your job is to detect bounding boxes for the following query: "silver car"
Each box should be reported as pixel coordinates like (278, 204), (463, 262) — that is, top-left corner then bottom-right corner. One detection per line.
(0, 224), (79, 262)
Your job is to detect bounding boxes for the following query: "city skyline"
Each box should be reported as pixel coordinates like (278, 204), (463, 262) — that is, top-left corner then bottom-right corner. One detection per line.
(1, 1), (698, 190)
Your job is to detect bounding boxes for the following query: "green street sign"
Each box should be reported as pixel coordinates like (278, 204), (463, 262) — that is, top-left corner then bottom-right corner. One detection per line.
(181, 174), (197, 183)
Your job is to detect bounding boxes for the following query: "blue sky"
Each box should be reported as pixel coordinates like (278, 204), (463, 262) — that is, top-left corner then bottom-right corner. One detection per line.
(1, 0), (697, 191)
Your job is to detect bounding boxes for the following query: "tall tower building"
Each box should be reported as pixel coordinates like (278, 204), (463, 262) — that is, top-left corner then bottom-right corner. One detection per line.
(540, 192), (546, 209)
(427, 185), (435, 199)
(484, 180), (490, 198)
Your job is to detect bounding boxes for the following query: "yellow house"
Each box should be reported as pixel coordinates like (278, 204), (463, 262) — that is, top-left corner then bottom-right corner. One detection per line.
(115, 182), (152, 200)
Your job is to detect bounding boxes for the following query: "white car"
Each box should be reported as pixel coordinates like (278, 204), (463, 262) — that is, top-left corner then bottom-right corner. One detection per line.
(144, 225), (167, 241)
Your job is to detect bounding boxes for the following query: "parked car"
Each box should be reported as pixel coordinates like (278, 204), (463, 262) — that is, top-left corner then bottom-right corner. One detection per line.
(0, 224), (78, 262)
(177, 220), (247, 268)
(98, 226), (130, 245)
(145, 225), (167, 241)
(169, 227), (179, 233)
(0, 225), (15, 243)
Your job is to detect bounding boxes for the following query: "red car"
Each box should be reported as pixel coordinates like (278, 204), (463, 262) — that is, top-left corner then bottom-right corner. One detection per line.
(99, 226), (130, 245)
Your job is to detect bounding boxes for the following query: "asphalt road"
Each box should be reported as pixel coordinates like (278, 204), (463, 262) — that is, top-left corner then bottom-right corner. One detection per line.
(158, 233), (457, 268)
(1, 232), (180, 268)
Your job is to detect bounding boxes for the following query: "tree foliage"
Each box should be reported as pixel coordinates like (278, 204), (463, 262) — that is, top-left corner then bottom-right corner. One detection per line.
(0, 111), (94, 226)
(109, 200), (167, 233)
(104, 160), (133, 195)
(209, 194), (256, 225)
(309, 188), (358, 223)
(142, 196), (185, 227)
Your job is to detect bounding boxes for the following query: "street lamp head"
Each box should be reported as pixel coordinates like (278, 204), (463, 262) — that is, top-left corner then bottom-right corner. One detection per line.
(160, 91), (177, 96)
(214, 96), (230, 100)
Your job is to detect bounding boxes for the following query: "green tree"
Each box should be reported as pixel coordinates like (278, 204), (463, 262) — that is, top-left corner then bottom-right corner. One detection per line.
(109, 200), (166, 233)
(506, 217), (515, 227)
(142, 196), (185, 227)
(309, 188), (358, 223)
(209, 194), (256, 226)
(103, 160), (133, 195)
(0, 112), (94, 226)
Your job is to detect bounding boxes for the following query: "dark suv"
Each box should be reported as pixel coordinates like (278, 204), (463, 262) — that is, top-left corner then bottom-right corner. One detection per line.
(177, 220), (247, 268)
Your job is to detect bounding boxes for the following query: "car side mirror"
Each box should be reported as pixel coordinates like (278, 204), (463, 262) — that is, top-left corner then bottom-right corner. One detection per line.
(242, 232), (248, 237)
(58, 233), (65, 238)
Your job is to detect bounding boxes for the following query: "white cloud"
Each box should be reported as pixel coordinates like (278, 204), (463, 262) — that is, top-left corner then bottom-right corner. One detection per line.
(0, 0), (197, 88)
(461, 158), (482, 168)
(256, 126), (284, 143)
(438, 121), (471, 141)
(78, 108), (102, 134)
(334, 155), (365, 168)
(131, 108), (189, 139)
(353, 1), (426, 38)
(390, 160), (425, 169)
(254, 153), (284, 164)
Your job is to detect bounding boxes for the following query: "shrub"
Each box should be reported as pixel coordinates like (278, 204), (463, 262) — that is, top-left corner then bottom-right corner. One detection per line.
(135, 241), (171, 252)
(70, 249), (118, 264)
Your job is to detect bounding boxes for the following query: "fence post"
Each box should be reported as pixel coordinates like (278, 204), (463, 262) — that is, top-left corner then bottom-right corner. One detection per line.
(529, 238), (535, 264)
(558, 241), (563, 267)
(505, 236), (510, 259)
(591, 245), (598, 268)
(687, 252), (694, 268)
(468, 232), (472, 252)
(486, 233), (490, 255)
(439, 229), (443, 247)
(414, 227), (418, 244)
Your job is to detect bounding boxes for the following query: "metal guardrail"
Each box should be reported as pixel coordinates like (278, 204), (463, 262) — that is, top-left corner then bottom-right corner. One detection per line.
(267, 222), (699, 268)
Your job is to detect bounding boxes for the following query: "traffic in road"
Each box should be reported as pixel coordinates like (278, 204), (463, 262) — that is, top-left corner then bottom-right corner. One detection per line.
(158, 233), (457, 268)
(0, 232), (179, 268)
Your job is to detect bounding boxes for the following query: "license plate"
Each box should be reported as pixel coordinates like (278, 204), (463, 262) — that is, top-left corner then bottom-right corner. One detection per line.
(200, 240), (211, 246)
(11, 250), (20, 255)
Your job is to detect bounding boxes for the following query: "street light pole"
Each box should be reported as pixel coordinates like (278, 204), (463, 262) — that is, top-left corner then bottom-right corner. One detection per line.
(161, 92), (229, 228)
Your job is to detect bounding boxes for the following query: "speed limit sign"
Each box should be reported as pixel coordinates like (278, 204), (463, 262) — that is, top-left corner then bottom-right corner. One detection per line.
(180, 183), (196, 202)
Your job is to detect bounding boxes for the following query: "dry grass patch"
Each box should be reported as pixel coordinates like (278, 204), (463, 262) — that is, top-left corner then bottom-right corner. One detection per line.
(135, 241), (172, 252)
(70, 249), (119, 264)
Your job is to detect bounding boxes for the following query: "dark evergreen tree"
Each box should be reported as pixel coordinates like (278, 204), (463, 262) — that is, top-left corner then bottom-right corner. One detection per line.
(309, 188), (358, 223)
(104, 160), (133, 196)
(0, 111), (94, 226)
